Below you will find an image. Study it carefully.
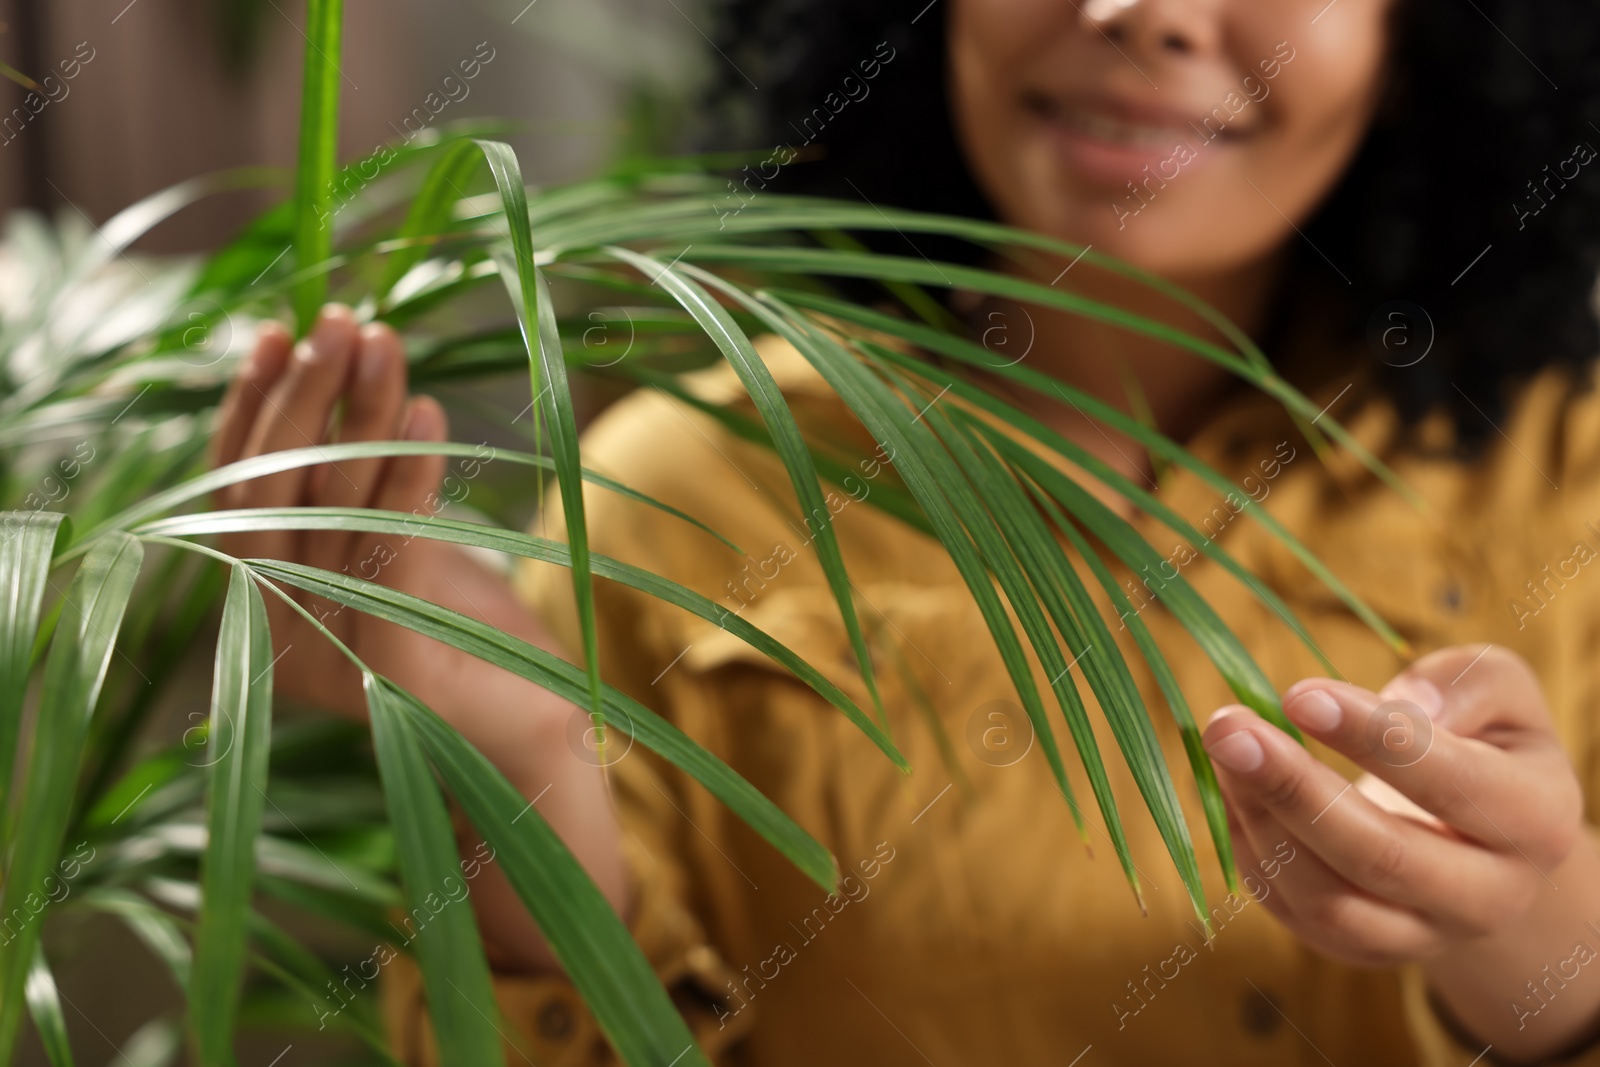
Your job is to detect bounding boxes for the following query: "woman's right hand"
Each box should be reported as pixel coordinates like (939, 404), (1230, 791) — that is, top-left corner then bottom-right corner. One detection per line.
(211, 304), (461, 717)
(210, 304), (629, 970)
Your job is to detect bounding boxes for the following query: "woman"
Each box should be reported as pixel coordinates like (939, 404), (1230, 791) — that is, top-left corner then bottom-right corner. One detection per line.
(212, 0), (1600, 1062)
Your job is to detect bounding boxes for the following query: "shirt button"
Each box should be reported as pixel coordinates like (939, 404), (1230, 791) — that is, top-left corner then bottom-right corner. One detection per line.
(1437, 578), (1465, 613)
(1239, 987), (1283, 1037)
(537, 1000), (575, 1042)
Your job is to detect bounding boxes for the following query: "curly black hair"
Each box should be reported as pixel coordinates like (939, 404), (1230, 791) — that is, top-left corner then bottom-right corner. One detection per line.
(702, 0), (1600, 445)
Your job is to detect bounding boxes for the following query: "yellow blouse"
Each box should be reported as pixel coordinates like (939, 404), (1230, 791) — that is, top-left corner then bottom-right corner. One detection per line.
(383, 333), (1600, 1066)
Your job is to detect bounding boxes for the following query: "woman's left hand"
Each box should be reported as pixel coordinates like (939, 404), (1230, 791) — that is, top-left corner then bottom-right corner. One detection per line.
(1202, 644), (1600, 1061)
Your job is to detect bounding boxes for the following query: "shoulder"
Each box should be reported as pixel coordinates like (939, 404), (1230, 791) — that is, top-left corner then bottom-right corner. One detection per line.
(1184, 356), (1600, 689)
(1500, 360), (1600, 491)
(1385, 360), (1600, 541)
(1193, 357), (1600, 565)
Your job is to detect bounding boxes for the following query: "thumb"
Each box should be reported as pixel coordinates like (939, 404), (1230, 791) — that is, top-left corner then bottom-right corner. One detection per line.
(1379, 644), (1550, 739)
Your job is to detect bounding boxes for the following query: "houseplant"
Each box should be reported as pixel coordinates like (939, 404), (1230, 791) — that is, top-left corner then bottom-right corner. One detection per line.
(0, 1), (1404, 1063)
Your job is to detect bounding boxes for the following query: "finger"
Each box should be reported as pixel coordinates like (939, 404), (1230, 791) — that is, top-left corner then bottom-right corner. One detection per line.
(304, 323), (410, 576)
(1215, 771), (1440, 966)
(343, 396), (449, 590)
(230, 305), (359, 564)
(1217, 805), (1300, 926)
(1281, 673), (1579, 865)
(1391, 645), (1583, 863)
(312, 322), (409, 510)
(212, 322), (292, 507)
(373, 396), (449, 513)
(1204, 706), (1527, 936)
(1388, 644), (1550, 736)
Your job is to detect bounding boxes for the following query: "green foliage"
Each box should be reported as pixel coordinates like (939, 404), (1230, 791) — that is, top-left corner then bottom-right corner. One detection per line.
(0, 1), (1406, 1064)
(292, 0), (345, 334)
(364, 679), (501, 1064)
(189, 567), (274, 1065)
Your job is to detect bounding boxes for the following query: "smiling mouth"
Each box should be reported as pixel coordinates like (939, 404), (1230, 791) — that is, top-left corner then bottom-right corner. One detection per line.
(1024, 92), (1246, 148)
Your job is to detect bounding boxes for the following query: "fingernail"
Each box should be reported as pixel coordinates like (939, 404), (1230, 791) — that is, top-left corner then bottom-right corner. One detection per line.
(1207, 730), (1264, 773)
(252, 322), (283, 360)
(359, 338), (389, 384)
(1382, 677), (1444, 719)
(403, 402), (430, 440)
(305, 305), (351, 363)
(1286, 689), (1341, 732)
(1205, 704), (1250, 730)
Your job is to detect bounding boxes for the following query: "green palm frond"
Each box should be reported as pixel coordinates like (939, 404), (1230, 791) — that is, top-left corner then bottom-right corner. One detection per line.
(0, 4), (1409, 1065)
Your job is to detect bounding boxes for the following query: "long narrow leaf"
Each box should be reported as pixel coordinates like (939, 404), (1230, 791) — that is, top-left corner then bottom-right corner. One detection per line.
(862, 338), (1336, 675)
(378, 140), (484, 299)
(683, 276), (1089, 842)
(384, 680), (709, 1067)
(475, 139), (605, 734)
(80, 885), (398, 1061)
(0, 533), (143, 1064)
(674, 243), (1415, 510)
(64, 440), (741, 561)
(291, 0), (345, 332)
(0, 512), (66, 821)
(76, 888), (193, 993)
(607, 246), (889, 732)
(610, 363), (931, 533)
(783, 290), (1404, 655)
(988, 429), (1298, 737)
(241, 557), (838, 889)
(188, 566), (274, 1066)
(24, 945), (73, 1067)
(364, 676), (501, 1065)
(923, 393), (1201, 919)
(1012, 470), (1238, 894)
(135, 508), (903, 769)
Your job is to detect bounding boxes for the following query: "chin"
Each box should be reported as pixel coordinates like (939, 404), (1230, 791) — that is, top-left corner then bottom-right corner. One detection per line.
(999, 194), (1168, 275)
(1008, 189), (1280, 283)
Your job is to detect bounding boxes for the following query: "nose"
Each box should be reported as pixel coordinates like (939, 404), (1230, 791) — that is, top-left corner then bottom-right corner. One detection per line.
(1080, 0), (1220, 57)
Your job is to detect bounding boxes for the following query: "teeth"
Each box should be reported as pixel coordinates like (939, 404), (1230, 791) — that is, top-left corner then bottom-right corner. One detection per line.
(1061, 109), (1184, 148)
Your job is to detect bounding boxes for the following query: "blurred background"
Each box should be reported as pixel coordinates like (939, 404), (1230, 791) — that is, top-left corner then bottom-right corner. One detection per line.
(0, 0), (710, 249)
(0, 1), (711, 1062)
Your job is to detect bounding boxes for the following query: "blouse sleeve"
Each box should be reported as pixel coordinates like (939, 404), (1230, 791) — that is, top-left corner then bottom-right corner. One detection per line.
(380, 821), (754, 1066)
(381, 384), (769, 1066)
(1397, 833), (1600, 1065)
(1397, 365), (1600, 1066)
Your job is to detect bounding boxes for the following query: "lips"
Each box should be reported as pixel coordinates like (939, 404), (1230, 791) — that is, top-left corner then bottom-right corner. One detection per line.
(1024, 90), (1248, 185)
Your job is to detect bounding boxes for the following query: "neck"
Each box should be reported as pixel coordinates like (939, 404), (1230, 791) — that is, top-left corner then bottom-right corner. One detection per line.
(975, 248), (1286, 486)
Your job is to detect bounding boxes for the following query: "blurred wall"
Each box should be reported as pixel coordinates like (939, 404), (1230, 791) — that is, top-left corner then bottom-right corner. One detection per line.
(0, 0), (652, 252)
